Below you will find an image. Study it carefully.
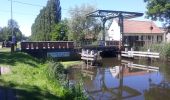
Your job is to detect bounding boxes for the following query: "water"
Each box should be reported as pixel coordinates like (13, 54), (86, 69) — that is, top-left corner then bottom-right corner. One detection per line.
(68, 58), (170, 100)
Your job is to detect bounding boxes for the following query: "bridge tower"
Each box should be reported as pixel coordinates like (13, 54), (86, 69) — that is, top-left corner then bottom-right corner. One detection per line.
(86, 10), (143, 49)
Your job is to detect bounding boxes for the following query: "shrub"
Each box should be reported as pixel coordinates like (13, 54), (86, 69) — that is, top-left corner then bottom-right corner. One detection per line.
(140, 43), (170, 59)
(46, 61), (87, 99)
(63, 80), (88, 100)
(46, 61), (66, 85)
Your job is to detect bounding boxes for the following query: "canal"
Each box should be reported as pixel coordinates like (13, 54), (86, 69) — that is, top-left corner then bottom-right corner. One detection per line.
(68, 58), (170, 100)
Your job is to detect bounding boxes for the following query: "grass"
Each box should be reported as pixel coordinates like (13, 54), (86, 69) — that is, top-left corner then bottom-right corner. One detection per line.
(140, 43), (170, 59)
(0, 51), (66, 99)
(0, 47), (10, 52)
(61, 61), (83, 69)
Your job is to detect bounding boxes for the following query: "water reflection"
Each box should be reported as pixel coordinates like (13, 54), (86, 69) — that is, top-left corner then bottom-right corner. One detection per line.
(68, 58), (170, 100)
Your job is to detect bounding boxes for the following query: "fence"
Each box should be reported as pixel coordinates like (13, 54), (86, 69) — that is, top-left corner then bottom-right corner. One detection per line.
(21, 41), (74, 50)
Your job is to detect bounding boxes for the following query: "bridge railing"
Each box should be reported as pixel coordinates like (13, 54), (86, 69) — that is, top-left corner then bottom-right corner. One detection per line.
(21, 41), (74, 50)
(121, 51), (160, 58)
(105, 41), (120, 46)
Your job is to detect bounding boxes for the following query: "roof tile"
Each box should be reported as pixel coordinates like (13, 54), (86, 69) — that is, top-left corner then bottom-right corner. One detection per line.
(124, 20), (163, 34)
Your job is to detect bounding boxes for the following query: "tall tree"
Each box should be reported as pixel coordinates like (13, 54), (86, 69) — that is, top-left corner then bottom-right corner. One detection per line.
(31, 0), (61, 41)
(67, 4), (101, 42)
(144, 0), (170, 31)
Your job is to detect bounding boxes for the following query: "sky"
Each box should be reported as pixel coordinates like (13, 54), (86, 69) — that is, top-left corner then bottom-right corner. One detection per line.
(0, 0), (162, 37)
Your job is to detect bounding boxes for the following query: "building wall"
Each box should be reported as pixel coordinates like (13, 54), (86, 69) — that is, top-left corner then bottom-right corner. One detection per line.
(106, 20), (121, 41)
(106, 20), (164, 49)
(166, 33), (170, 42)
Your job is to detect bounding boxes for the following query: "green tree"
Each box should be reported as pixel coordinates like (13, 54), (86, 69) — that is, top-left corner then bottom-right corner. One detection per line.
(51, 19), (68, 41)
(7, 19), (22, 41)
(0, 19), (22, 41)
(144, 0), (170, 31)
(67, 4), (101, 42)
(8, 19), (19, 29)
(0, 27), (10, 41)
(31, 0), (61, 41)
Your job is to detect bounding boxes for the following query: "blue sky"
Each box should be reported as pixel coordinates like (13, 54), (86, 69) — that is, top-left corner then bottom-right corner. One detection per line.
(0, 0), (162, 36)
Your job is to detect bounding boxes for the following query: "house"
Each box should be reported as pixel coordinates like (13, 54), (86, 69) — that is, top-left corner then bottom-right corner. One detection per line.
(106, 19), (164, 49)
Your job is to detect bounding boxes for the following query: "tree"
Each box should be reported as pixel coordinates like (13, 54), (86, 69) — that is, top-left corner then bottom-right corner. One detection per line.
(67, 4), (101, 42)
(8, 19), (19, 29)
(144, 0), (170, 31)
(0, 19), (22, 42)
(0, 27), (10, 41)
(8, 19), (22, 41)
(51, 19), (68, 41)
(31, 0), (61, 41)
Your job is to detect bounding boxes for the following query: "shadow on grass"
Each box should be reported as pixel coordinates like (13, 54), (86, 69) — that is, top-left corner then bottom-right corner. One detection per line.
(0, 52), (41, 67)
(0, 79), (60, 100)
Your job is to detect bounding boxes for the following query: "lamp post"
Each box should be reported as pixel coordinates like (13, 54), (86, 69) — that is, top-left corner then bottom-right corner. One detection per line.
(10, 0), (15, 53)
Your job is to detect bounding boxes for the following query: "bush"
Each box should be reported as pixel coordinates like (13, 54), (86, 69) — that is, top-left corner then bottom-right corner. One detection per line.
(46, 61), (88, 99)
(63, 80), (88, 100)
(46, 61), (66, 85)
(140, 43), (170, 59)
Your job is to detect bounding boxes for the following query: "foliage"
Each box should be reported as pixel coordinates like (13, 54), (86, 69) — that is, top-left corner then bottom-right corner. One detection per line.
(46, 60), (88, 99)
(46, 61), (66, 85)
(67, 4), (101, 42)
(61, 61), (83, 69)
(64, 80), (88, 100)
(144, 0), (170, 32)
(0, 52), (87, 99)
(140, 43), (170, 59)
(8, 19), (19, 29)
(51, 19), (68, 41)
(0, 19), (22, 42)
(31, 0), (61, 41)
(0, 27), (10, 41)
(144, 87), (170, 100)
(0, 52), (63, 99)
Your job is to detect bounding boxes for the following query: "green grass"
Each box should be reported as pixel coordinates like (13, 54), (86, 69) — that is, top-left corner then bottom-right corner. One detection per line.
(140, 43), (170, 59)
(0, 52), (66, 99)
(61, 61), (83, 69)
(0, 47), (10, 52)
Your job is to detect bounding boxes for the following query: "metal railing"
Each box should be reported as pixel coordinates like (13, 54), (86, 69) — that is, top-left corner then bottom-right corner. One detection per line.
(21, 41), (74, 50)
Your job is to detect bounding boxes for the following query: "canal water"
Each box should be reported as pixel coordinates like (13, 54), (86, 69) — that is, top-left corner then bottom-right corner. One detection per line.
(68, 58), (170, 100)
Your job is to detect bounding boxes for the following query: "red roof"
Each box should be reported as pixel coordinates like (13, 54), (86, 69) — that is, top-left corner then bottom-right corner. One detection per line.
(124, 20), (163, 34)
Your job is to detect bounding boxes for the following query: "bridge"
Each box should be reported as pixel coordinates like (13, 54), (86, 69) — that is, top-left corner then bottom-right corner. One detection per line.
(20, 10), (144, 60)
(20, 41), (120, 60)
(21, 41), (79, 60)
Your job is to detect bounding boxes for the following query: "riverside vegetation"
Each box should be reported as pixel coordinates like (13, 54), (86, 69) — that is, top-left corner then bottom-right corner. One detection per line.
(0, 48), (87, 100)
(140, 43), (170, 59)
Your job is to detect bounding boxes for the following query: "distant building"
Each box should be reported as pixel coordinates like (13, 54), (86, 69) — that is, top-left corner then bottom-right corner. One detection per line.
(106, 20), (164, 49)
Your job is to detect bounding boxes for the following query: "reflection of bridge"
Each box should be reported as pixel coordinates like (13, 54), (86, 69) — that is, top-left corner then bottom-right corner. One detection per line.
(82, 60), (160, 99)
(84, 66), (142, 100)
(121, 60), (159, 72)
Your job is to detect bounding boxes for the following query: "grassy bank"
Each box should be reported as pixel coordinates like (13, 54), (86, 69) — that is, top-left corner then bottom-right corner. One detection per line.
(0, 50), (86, 99)
(61, 61), (83, 69)
(140, 43), (170, 59)
(0, 52), (63, 99)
